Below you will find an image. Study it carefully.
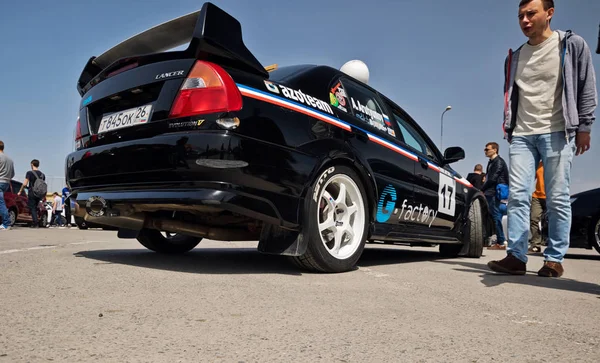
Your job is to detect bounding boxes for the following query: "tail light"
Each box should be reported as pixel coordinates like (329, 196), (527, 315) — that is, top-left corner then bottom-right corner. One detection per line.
(74, 117), (83, 149)
(169, 61), (243, 118)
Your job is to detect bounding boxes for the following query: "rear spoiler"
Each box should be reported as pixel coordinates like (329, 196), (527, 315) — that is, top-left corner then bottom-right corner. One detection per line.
(76, 2), (268, 96)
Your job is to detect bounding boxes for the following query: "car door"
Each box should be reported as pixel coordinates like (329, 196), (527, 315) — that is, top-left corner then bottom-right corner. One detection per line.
(388, 109), (465, 239)
(330, 77), (418, 238)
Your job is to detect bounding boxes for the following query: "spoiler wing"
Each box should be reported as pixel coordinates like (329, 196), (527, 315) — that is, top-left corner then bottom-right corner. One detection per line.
(77, 2), (267, 95)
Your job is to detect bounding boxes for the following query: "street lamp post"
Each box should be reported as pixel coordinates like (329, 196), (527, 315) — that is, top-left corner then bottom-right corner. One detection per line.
(440, 105), (452, 151)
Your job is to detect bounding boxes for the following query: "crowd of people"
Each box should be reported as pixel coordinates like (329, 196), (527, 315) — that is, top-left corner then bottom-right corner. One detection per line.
(0, 141), (73, 230)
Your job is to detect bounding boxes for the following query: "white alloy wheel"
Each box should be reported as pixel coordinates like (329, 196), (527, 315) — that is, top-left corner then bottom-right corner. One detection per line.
(316, 174), (365, 260)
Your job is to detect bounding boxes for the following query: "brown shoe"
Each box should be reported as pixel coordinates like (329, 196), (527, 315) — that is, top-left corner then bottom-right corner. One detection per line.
(487, 243), (506, 250)
(537, 261), (564, 278)
(487, 254), (526, 275)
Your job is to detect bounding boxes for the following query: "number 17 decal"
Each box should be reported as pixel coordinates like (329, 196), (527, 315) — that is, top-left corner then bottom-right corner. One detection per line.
(438, 173), (456, 216)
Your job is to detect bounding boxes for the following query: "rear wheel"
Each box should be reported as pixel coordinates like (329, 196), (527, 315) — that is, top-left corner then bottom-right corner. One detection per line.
(137, 229), (202, 254)
(292, 165), (369, 273)
(440, 198), (484, 258)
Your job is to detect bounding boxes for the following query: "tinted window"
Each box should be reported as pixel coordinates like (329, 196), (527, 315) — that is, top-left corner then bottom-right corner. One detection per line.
(340, 80), (397, 138)
(393, 113), (436, 160)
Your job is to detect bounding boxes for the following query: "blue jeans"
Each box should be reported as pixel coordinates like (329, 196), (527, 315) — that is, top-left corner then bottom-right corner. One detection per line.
(507, 131), (575, 264)
(486, 195), (505, 244)
(0, 182), (9, 228)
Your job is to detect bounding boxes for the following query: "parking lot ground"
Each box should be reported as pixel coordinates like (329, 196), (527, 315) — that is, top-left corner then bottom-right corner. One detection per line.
(1, 227), (599, 362)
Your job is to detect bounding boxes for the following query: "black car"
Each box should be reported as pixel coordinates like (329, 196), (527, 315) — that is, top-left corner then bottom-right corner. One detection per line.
(569, 187), (600, 254)
(65, 2), (493, 272)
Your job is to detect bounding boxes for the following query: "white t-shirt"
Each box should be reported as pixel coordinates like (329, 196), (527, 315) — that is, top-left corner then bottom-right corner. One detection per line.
(514, 31), (565, 136)
(53, 196), (63, 211)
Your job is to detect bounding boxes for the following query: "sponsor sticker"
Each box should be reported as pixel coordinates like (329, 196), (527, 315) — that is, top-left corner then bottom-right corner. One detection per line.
(168, 119), (205, 129)
(264, 80), (279, 94)
(265, 82), (334, 115)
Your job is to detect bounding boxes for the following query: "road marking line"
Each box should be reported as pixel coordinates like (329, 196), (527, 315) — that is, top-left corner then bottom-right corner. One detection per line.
(0, 240), (109, 255)
(0, 245), (57, 255)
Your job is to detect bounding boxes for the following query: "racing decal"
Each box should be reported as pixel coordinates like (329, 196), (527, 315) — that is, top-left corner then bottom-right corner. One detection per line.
(351, 98), (384, 126)
(383, 113), (392, 127)
(438, 173), (456, 216)
(82, 95), (92, 106)
(264, 82), (333, 115)
(236, 84), (472, 188)
(397, 199), (438, 227)
(313, 166), (335, 202)
(264, 80), (279, 94)
(376, 185), (397, 222)
(376, 185), (438, 227)
(237, 84), (351, 132)
(351, 98), (396, 136)
(168, 119), (205, 129)
(329, 82), (348, 113)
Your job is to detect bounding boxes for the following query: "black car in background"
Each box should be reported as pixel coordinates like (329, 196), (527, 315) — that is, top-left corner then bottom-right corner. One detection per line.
(569, 187), (600, 254)
(65, 2), (493, 272)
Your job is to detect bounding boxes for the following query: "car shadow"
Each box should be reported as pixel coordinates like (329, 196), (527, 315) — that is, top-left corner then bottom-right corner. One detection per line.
(74, 248), (304, 276)
(564, 252), (600, 261)
(435, 260), (600, 296)
(357, 245), (451, 267)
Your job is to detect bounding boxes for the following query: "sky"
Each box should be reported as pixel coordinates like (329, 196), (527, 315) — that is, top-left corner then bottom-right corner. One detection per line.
(0, 0), (599, 194)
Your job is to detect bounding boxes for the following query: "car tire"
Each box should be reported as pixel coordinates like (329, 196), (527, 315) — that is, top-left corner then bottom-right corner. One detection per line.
(8, 209), (17, 227)
(589, 214), (600, 255)
(39, 213), (48, 228)
(75, 217), (89, 230)
(440, 198), (485, 258)
(292, 165), (369, 273)
(137, 229), (202, 254)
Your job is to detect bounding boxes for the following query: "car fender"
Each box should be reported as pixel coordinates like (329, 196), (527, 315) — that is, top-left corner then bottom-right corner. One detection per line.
(258, 139), (377, 256)
(300, 138), (378, 223)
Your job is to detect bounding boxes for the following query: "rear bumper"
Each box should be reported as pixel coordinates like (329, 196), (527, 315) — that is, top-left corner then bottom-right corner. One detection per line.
(66, 131), (317, 229)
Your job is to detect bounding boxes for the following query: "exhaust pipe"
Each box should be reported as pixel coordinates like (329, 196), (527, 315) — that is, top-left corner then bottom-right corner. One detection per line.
(74, 203), (257, 241)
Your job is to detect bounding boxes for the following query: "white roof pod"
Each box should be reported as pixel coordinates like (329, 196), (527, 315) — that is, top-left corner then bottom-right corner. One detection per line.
(340, 60), (370, 85)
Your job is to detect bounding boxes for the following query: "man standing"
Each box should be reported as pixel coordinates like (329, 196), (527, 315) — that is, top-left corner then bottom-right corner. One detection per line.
(481, 142), (509, 250)
(488, 0), (597, 277)
(529, 161), (546, 253)
(466, 164), (486, 190)
(62, 185), (72, 227)
(0, 141), (15, 230)
(18, 160), (46, 228)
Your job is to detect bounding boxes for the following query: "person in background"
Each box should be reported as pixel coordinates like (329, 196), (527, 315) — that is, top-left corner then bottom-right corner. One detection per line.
(62, 185), (72, 227)
(0, 140), (15, 231)
(50, 192), (64, 227)
(18, 160), (46, 228)
(481, 142), (509, 250)
(529, 161), (546, 253)
(466, 164), (485, 190)
(488, 0), (597, 278)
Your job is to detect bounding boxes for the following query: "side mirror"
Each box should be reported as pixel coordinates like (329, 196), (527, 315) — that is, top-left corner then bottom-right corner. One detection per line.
(443, 146), (465, 165)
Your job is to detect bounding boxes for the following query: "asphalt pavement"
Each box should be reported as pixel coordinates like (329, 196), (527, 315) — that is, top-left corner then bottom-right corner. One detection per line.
(1, 227), (599, 362)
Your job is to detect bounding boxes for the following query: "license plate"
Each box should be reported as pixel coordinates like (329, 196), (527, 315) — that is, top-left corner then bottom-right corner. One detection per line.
(97, 104), (152, 134)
